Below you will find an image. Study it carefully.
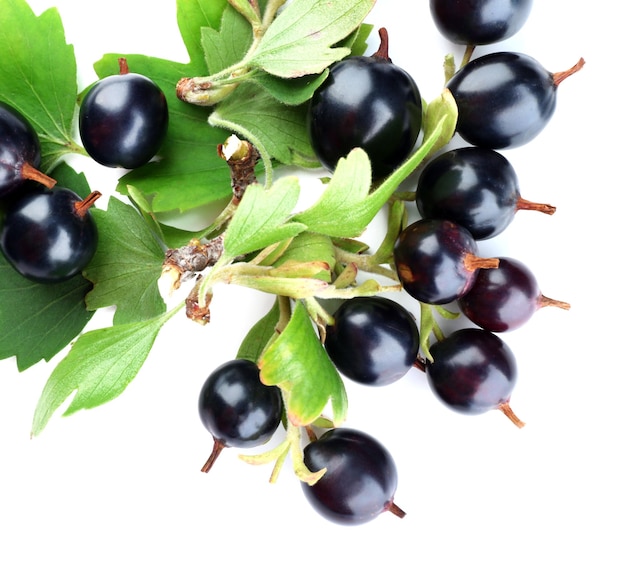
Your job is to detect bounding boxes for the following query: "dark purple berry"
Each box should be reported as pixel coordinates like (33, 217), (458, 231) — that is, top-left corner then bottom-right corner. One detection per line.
(325, 296), (419, 386)
(307, 29), (422, 180)
(301, 427), (405, 525)
(447, 52), (584, 149)
(79, 58), (168, 169)
(426, 328), (524, 427)
(0, 101), (56, 198)
(430, 0), (533, 45)
(393, 218), (499, 305)
(458, 256), (570, 331)
(198, 358), (283, 473)
(0, 187), (100, 283)
(415, 146), (556, 239)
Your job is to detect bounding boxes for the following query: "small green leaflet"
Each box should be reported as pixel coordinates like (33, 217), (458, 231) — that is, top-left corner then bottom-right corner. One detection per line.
(260, 301), (348, 426)
(0, 0), (82, 170)
(201, 3), (252, 74)
(83, 197), (166, 325)
(31, 306), (181, 437)
(222, 177), (306, 260)
(250, 0), (376, 78)
(0, 163), (93, 371)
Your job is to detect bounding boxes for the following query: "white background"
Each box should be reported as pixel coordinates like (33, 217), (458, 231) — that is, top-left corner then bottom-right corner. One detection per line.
(1, 1), (623, 562)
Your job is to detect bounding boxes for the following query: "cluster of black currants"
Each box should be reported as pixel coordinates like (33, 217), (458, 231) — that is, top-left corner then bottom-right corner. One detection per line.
(195, 0), (582, 527)
(0, 58), (168, 284)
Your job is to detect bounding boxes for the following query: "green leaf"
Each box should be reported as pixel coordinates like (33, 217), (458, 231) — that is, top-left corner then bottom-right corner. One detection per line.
(83, 197), (166, 325)
(0, 258), (94, 371)
(250, 0), (376, 78)
(273, 232), (336, 282)
(209, 81), (319, 167)
(260, 301), (347, 426)
(237, 298), (280, 363)
(292, 148), (372, 237)
(177, 0), (228, 62)
(31, 307), (179, 437)
(222, 177), (307, 259)
(250, 70), (329, 106)
(201, 3), (253, 74)
(0, 163), (96, 371)
(0, 0), (81, 170)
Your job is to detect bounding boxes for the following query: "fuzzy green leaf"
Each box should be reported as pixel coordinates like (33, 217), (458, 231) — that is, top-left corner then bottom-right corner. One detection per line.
(0, 0), (81, 170)
(202, 3), (252, 74)
(209, 81), (319, 167)
(250, 0), (376, 78)
(83, 197), (166, 325)
(31, 309), (177, 437)
(273, 232), (336, 282)
(222, 177), (307, 259)
(259, 301), (347, 426)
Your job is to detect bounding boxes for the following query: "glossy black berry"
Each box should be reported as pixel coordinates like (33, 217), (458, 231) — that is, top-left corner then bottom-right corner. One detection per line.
(415, 146), (556, 239)
(458, 256), (570, 332)
(430, 0), (533, 45)
(325, 296), (419, 386)
(393, 218), (499, 305)
(0, 187), (100, 283)
(79, 59), (168, 169)
(426, 328), (524, 427)
(301, 427), (405, 525)
(307, 29), (422, 181)
(198, 358), (283, 473)
(447, 52), (584, 149)
(0, 101), (55, 198)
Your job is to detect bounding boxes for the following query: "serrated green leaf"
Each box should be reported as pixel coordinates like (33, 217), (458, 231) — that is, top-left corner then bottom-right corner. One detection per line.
(222, 177), (306, 259)
(0, 257), (94, 371)
(202, 3), (252, 74)
(0, 0), (82, 170)
(250, 0), (376, 78)
(292, 148), (372, 237)
(209, 81), (318, 167)
(31, 308), (178, 437)
(177, 0), (228, 63)
(83, 197), (166, 325)
(237, 298), (280, 362)
(259, 301), (347, 426)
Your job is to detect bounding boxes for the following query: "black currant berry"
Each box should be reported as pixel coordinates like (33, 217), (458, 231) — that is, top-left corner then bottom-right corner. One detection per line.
(198, 359), (283, 473)
(415, 146), (556, 239)
(0, 101), (56, 198)
(0, 187), (100, 283)
(458, 256), (570, 332)
(301, 427), (405, 525)
(79, 58), (169, 169)
(426, 328), (524, 427)
(430, 0), (533, 45)
(325, 296), (419, 386)
(447, 52), (584, 149)
(307, 28), (422, 181)
(393, 218), (499, 305)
